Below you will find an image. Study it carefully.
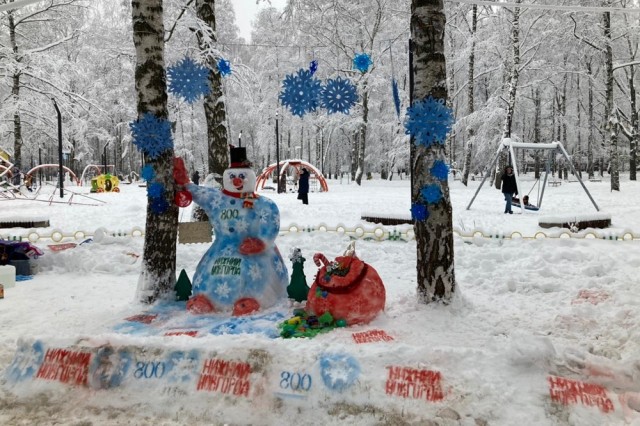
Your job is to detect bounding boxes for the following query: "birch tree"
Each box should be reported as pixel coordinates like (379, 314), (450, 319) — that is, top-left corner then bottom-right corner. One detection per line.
(411, 0), (454, 302)
(195, 0), (228, 179)
(131, 0), (179, 303)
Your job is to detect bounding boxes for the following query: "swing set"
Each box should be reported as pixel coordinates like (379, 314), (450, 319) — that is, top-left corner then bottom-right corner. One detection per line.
(466, 139), (600, 212)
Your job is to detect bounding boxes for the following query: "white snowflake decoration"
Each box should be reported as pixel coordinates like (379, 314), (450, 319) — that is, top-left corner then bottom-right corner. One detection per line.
(215, 282), (232, 298)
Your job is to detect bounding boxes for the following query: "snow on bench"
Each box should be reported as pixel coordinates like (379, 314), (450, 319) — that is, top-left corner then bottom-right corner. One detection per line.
(361, 212), (412, 226)
(0, 216), (50, 229)
(539, 212), (611, 231)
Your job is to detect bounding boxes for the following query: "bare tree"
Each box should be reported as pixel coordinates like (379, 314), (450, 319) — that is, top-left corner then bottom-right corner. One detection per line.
(461, 4), (477, 186)
(131, 0), (179, 302)
(411, 0), (455, 303)
(195, 0), (228, 179)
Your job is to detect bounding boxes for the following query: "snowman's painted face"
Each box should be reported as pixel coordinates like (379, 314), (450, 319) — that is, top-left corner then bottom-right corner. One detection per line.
(223, 168), (256, 194)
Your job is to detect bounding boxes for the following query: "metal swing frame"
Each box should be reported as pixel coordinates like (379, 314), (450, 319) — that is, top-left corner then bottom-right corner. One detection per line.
(466, 139), (600, 212)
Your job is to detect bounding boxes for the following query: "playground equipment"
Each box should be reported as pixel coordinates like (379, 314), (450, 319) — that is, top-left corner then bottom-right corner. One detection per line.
(467, 139), (600, 213)
(91, 174), (120, 193)
(25, 164), (80, 185)
(255, 160), (328, 192)
(80, 164), (115, 184)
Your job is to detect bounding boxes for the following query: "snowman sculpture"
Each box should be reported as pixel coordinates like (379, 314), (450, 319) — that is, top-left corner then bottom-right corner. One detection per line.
(182, 147), (288, 315)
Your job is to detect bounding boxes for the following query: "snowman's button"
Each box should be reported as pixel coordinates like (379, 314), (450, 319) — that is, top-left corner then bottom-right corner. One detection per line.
(229, 227), (235, 233)
(230, 200), (236, 205)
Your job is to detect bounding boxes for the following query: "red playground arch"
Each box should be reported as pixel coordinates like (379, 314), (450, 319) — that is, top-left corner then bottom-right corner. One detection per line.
(255, 160), (328, 192)
(26, 164), (80, 185)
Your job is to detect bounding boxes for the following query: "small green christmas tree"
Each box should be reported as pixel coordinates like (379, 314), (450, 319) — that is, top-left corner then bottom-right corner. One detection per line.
(175, 269), (192, 301)
(287, 248), (309, 302)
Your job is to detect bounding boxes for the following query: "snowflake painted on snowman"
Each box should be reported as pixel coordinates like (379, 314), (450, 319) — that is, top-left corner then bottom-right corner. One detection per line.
(179, 147), (288, 315)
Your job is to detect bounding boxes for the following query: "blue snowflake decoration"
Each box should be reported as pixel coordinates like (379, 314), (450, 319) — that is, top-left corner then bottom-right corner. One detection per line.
(421, 183), (443, 204)
(411, 203), (429, 221)
(167, 57), (211, 103)
(309, 60), (318, 75)
(353, 53), (372, 73)
(321, 77), (358, 114)
(430, 160), (450, 181)
(279, 68), (322, 117)
(147, 182), (165, 198)
(404, 96), (454, 147)
(217, 58), (231, 77)
(141, 164), (155, 182)
(392, 78), (401, 119)
(319, 353), (360, 392)
(150, 196), (170, 215)
(129, 113), (174, 159)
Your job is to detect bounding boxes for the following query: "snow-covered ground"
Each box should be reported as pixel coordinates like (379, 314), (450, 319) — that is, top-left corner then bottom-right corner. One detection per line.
(1, 174), (639, 425)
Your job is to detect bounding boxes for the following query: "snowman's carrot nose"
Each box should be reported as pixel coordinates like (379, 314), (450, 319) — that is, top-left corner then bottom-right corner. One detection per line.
(232, 177), (243, 186)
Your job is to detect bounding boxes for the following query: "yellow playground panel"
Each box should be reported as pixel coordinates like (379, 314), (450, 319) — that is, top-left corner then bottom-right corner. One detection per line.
(91, 174), (120, 193)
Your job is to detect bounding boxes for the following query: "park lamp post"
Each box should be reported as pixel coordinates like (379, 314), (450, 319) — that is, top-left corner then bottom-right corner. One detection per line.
(275, 111), (282, 193)
(52, 98), (63, 198)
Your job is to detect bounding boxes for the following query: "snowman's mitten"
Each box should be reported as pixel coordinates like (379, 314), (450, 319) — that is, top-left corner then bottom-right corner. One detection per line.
(173, 157), (190, 185)
(239, 237), (266, 255)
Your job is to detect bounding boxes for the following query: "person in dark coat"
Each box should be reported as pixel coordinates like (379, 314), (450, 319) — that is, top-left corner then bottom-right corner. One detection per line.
(501, 165), (518, 214)
(191, 170), (200, 185)
(297, 168), (310, 205)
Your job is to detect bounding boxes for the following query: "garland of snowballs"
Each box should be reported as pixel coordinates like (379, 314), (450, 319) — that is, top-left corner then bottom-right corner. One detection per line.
(404, 96), (454, 222)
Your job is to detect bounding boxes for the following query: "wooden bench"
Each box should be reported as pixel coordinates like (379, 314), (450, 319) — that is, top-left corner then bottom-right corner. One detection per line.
(361, 215), (412, 226)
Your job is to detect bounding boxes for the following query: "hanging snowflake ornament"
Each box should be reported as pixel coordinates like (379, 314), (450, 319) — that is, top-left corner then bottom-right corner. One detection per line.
(392, 79), (401, 119)
(141, 164), (155, 182)
(167, 57), (211, 103)
(279, 68), (322, 117)
(430, 160), (450, 181)
(353, 53), (372, 73)
(421, 183), (443, 204)
(411, 203), (429, 221)
(150, 196), (170, 215)
(309, 60), (318, 75)
(147, 182), (165, 199)
(217, 58), (231, 77)
(129, 113), (174, 159)
(404, 96), (454, 147)
(321, 76), (358, 114)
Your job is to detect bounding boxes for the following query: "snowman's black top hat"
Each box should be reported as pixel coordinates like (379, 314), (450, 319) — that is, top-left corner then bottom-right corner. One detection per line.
(229, 146), (252, 168)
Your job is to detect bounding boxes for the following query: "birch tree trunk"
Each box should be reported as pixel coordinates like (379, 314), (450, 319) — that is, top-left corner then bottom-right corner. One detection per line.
(411, 0), (455, 303)
(624, 29), (638, 181)
(533, 88), (541, 179)
(494, 0), (521, 189)
(9, 12), (23, 169)
(461, 4), (477, 187)
(603, 9), (620, 191)
(355, 83), (368, 185)
(196, 0), (228, 179)
(587, 61), (595, 179)
(131, 0), (179, 303)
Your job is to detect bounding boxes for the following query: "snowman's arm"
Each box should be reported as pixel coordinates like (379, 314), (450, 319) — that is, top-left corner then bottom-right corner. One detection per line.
(186, 183), (221, 207)
(256, 200), (281, 242)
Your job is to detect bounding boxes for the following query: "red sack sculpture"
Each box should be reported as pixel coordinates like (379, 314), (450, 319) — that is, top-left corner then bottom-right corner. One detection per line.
(306, 243), (385, 326)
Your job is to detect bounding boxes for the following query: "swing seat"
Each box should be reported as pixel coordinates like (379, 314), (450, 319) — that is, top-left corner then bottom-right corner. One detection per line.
(511, 202), (539, 211)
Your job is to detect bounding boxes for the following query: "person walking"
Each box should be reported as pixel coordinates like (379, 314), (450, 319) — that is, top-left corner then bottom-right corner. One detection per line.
(191, 170), (200, 185)
(297, 168), (310, 205)
(501, 165), (518, 214)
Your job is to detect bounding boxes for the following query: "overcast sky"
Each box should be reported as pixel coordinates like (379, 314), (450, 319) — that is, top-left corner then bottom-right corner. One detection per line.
(234, 0), (288, 41)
